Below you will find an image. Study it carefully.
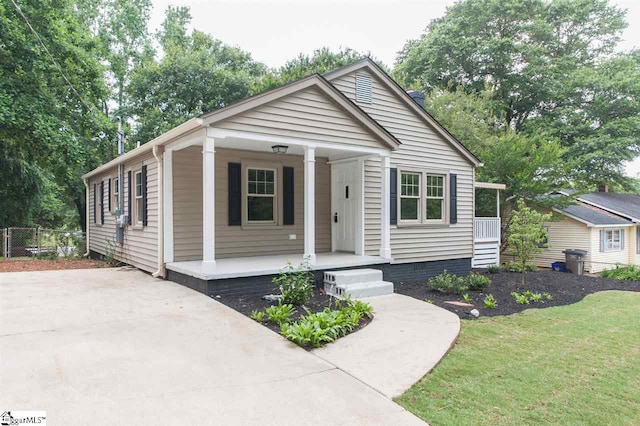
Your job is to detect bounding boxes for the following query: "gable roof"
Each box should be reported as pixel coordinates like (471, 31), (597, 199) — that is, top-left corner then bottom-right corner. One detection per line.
(200, 73), (401, 150)
(576, 192), (640, 222)
(324, 58), (482, 167)
(555, 203), (634, 227)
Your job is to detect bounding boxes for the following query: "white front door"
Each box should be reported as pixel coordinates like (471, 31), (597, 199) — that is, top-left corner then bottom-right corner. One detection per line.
(331, 161), (360, 253)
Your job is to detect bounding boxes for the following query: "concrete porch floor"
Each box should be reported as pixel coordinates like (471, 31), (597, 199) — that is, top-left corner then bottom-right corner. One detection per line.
(165, 252), (391, 280)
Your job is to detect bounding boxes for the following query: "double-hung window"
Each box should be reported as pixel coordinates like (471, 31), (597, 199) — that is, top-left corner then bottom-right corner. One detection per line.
(134, 171), (143, 225)
(426, 174), (445, 221)
(400, 172), (421, 221)
(247, 168), (276, 223)
(603, 229), (622, 252)
(112, 178), (119, 213)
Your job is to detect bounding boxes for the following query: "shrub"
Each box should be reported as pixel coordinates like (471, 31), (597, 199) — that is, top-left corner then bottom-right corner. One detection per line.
(348, 299), (374, 319)
(273, 258), (314, 305)
(428, 270), (468, 294)
(36, 251), (58, 260)
(511, 290), (548, 305)
(484, 294), (497, 309)
(250, 310), (266, 323)
(504, 262), (537, 273)
(486, 264), (501, 274)
(511, 292), (530, 305)
(466, 272), (491, 291)
(602, 265), (640, 281)
(265, 303), (295, 325)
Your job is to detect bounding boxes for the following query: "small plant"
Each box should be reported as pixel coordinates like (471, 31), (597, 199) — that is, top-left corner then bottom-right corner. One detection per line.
(530, 293), (543, 302)
(511, 291), (530, 305)
(425, 299), (434, 304)
(273, 257), (315, 305)
(265, 303), (295, 325)
(466, 272), (491, 291)
(486, 264), (501, 274)
(104, 238), (117, 265)
(36, 251), (58, 260)
(484, 294), (497, 309)
(504, 262), (537, 273)
(250, 310), (266, 323)
(523, 290), (535, 300)
(543, 292), (553, 301)
(462, 293), (472, 303)
(428, 270), (468, 294)
(348, 299), (374, 319)
(602, 264), (640, 281)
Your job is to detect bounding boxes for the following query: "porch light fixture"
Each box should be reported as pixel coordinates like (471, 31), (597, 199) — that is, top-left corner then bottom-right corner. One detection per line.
(271, 145), (288, 154)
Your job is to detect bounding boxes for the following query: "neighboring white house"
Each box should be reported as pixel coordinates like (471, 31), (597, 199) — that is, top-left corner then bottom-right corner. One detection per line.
(530, 186), (640, 273)
(81, 58), (502, 296)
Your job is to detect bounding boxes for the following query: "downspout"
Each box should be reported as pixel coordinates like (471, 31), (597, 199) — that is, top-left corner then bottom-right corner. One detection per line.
(152, 145), (165, 278)
(83, 178), (90, 257)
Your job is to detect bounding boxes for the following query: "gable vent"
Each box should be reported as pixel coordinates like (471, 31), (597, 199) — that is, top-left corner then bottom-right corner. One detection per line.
(355, 73), (372, 104)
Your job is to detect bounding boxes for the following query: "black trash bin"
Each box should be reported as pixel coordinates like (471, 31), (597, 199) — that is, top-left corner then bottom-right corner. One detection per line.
(562, 249), (588, 275)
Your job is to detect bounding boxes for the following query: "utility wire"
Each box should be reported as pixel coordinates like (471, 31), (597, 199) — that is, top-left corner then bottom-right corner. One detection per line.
(10, 0), (106, 119)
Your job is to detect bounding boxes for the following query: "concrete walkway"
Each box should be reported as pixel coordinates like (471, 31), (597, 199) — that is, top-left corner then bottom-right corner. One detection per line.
(314, 294), (461, 398)
(0, 268), (423, 425)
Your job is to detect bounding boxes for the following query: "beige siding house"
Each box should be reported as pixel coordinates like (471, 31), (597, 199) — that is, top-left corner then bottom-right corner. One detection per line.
(83, 59), (500, 295)
(529, 189), (640, 273)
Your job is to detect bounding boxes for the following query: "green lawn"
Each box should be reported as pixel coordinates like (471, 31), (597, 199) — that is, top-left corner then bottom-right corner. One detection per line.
(397, 291), (640, 425)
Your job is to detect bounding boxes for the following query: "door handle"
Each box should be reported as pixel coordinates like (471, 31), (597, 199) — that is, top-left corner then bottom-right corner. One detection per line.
(334, 212), (338, 223)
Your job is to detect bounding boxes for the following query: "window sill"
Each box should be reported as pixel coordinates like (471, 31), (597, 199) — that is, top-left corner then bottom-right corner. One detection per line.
(396, 222), (450, 229)
(241, 223), (283, 230)
(129, 225), (144, 231)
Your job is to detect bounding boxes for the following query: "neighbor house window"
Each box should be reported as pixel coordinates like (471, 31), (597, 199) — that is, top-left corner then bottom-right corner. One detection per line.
(112, 177), (119, 213)
(134, 171), (143, 225)
(603, 229), (622, 252)
(247, 168), (276, 223)
(426, 174), (445, 221)
(400, 172), (421, 221)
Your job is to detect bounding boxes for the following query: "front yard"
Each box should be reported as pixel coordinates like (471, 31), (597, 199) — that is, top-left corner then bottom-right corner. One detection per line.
(397, 290), (640, 425)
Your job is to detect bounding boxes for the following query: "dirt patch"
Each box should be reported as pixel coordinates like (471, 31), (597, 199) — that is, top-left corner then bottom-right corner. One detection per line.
(0, 258), (108, 272)
(216, 290), (372, 346)
(395, 270), (640, 318)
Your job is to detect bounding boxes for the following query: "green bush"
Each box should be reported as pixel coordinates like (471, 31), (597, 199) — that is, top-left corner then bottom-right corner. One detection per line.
(484, 294), (497, 309)
(602, 264), (640, 281)
(466, 272), (491, 291)
(280, 299), (372, 348)
(273, 258), (315, 305)
(36, 251), (58, 260)
(428, 270), (468, 294)
(264, 303), (296, 325)
(504, 262), (537, 273)
(486, 264), (501, 274)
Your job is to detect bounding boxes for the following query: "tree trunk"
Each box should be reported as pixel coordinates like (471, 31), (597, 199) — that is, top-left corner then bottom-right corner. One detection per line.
(75, 195), (86, 233)
(521, 260), (526, 286)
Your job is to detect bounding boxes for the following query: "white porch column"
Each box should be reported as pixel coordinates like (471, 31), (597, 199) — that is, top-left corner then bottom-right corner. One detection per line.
(203, 133), (216, 264)
(304, 146), (316, 264)
(163, 149), (174, 263)
(380, 155), (392, 259)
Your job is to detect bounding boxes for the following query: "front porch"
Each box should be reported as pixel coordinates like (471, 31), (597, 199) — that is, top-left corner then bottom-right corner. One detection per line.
(166, 252), (390, 280)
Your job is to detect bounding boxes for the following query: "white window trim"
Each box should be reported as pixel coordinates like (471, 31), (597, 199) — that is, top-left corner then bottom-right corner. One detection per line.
(242, 163), (281, 227)
(112, 176), (119, 214)
(397, 168), (450, 226)
(399, 171), (422, 223)
(603, 229), (622, 252)
(425, 173), (446, 223)
(134, 170), (143, 226)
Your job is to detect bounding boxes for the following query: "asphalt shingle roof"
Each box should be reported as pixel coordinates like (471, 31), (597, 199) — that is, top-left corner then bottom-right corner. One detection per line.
(578, 192), (640, 221)
(559, 203), (633, 226)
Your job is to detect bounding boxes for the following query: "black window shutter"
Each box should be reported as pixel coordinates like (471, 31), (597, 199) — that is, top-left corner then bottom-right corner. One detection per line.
(228, 163), (242, 226)
(100, 181), (105, 225)
(127, 170), (132, 225)
(283, 167), (294, 225)
(390, 168), (397, 225)
(450, 173), (458, 224)
(93, 184), (97, 224)
(108, 178), (111, 211)
(142, 165), (148, 226)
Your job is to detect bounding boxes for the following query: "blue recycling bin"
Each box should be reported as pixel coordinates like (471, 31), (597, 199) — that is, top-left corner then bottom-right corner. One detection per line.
(551, 261), (566, 272)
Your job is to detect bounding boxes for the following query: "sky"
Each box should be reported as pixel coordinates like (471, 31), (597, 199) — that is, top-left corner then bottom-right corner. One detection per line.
(149, 0), (640, 174)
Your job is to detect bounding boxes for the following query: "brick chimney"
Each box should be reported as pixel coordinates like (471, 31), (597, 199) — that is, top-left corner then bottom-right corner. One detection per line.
(597, 184), (609, 193)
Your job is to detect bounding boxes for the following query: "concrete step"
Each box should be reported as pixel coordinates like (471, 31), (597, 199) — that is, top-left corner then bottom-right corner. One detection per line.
(323, 268), (383, 286)
(336, 281), (394, 299)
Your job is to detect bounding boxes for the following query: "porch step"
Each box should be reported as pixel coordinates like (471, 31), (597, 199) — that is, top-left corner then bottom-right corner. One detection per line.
(323, 268), (394, 299)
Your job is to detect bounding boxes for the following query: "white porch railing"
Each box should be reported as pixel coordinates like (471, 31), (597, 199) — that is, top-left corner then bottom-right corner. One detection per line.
(474, 217), (500, 241)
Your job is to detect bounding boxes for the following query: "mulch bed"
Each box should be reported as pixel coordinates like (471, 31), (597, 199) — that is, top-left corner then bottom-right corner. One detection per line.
(395, 270), (640, 319)
(0, 258), (108, 272)
(216, 289), (372, 340)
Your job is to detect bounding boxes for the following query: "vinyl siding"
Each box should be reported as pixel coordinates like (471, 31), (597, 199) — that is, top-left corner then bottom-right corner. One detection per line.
(530, 217), (592, 272)
(88, 152), (159, 273)
(171, 147), (331, 260)
(215, 86), (388, 150)
(330, 70), (475, 262)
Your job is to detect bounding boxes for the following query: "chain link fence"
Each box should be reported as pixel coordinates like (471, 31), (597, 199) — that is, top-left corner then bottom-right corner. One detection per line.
(2, 227), (85, 259)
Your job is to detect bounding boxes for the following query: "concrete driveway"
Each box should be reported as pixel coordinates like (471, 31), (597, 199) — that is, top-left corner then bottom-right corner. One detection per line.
(0, 268), (423, 425)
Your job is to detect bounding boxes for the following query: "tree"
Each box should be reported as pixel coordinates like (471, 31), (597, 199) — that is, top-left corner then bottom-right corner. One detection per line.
(126, 6), (266, 145)
(507, 199), (552, 285)
(395, 0), (637, 185)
